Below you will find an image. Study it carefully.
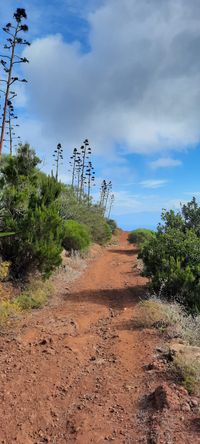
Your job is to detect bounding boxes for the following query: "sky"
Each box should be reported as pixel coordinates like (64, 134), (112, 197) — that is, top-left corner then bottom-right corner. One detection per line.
(1, 0), (200, 230)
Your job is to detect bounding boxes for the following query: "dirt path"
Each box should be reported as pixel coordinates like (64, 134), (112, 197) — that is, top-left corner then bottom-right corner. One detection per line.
(0, 233), (169, 443)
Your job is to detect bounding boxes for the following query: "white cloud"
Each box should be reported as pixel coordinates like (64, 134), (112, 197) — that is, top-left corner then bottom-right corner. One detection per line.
(110, 190), (183, 217)
(149, 157), (182, 169)
(139, 179), (168, 189)
(22, 0), (200, 156)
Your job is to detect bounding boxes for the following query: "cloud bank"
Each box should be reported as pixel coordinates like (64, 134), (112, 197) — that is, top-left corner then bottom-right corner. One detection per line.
(22, 0), (200, 156)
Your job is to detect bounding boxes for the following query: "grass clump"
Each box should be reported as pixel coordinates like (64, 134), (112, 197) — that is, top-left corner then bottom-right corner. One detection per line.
(174, 356), (200, 395)
(0, 300), (20, 325)
(0, 261), (11, 281)
(138, 296), (200, 346)
(138, 297), (184, 330)
(0, 279), (53, 325)
(138, 296), (200, 394)
(15, 279), (52, 311)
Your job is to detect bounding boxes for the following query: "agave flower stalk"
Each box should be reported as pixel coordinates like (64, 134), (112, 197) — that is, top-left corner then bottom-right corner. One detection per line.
(70, 148), (78, 188)
(108, 194), (115, 218)
(53, 143), (63, 181)
(79, 139), (92, 201)
(104, 181), (112, 214)
(99, 180), (107, 209)
(85, 161), (95, 205)
(0, 8), (30, 159)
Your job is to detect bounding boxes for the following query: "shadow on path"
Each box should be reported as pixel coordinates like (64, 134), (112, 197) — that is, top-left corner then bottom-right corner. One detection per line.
(64, 285), (147, 311)
(108, 248), (139, 256)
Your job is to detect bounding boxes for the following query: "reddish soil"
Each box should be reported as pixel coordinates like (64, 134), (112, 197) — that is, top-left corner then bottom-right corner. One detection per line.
(0, 232), (199, 443)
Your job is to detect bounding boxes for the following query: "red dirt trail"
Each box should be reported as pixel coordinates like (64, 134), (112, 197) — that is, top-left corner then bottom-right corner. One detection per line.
(0, 232), (199, 443)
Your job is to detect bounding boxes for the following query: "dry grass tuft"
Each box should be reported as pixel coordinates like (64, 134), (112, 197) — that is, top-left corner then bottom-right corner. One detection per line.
(174, 355), (200, 395)
(0, 300), (20, 325)
(15, 279), (53, 310)
(0, 261), (11, 281)
(0, 279), (53, 325)
(138, 297), (200, 346)
(138, 296), (200, 394)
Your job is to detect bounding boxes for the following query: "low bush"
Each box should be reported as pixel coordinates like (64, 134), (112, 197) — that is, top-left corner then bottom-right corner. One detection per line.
(60, 189), (112, 245)
(140, 228), (200, 312)
(140, 199), (200, 313)
(0, 146), (64, 278)
(62, 220), (91, 252)
(89, 220), (112, 245)
(106, 219), (117, 234)
(128, 228), (154, 246)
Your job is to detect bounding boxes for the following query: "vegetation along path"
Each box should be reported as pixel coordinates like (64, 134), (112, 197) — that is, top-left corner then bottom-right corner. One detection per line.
(1, 232), (198, 444)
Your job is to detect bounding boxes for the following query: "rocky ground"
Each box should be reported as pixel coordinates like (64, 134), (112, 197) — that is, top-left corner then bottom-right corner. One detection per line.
(0, 232), (199, 443)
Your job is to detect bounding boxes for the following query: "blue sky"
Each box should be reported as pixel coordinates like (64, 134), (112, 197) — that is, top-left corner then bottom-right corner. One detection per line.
(1, 0), (200, 230)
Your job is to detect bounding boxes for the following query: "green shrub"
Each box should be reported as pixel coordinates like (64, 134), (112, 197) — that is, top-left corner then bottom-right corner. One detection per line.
(106, 219), (117, 234)
(89, 220), (112, 245)
(60, 188), (112, 245)
(140, 198), (200, 313)
(128, 228), (155, 246)
(140, 228), (200, 311)
(62, 220), (91, 252)
(0, 145), (64, 277)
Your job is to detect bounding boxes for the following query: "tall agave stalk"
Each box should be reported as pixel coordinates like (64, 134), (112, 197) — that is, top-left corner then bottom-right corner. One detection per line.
(104, 181), (112, 215)
(85, 161), (95, 205)
(75, 156), (82, 198)
(6, 96), (19, 155)
(53, 143), (63, 181)
(108, 194), (115, 218)
(0, 8), (30, 159)
(68, 139), (95, 201)
(99, 180), (107, 209)
(70, 147), (78, 188)
(79, 139), (91, 201)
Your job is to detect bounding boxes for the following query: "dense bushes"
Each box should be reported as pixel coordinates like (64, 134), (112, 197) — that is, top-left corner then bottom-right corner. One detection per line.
(89, 219), (112, 245)
(60, 188), (112, 245)
(63, 220), (91, 252)
(106, 218), (117, 234)
(128, 228), (154, 246)
(0, 145), (64, 277)
(0, 145), (115, 279)
(140, 198), (200, 313)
